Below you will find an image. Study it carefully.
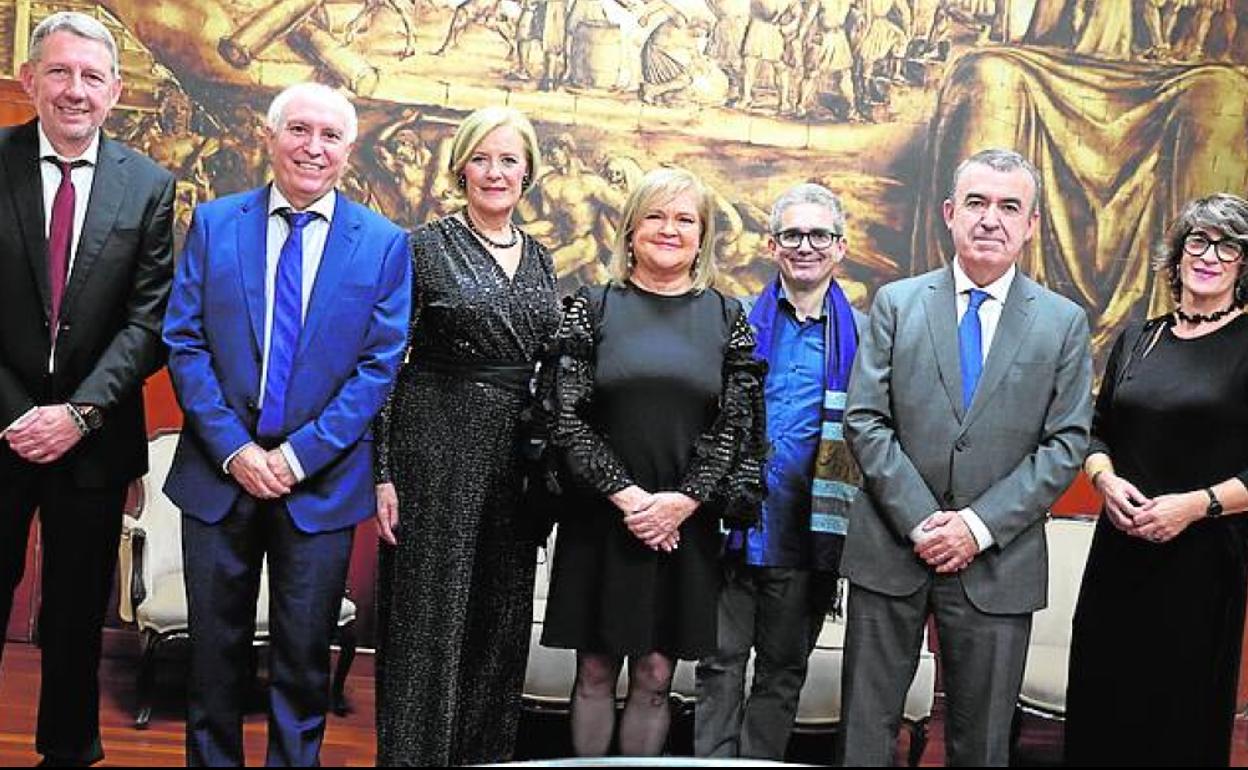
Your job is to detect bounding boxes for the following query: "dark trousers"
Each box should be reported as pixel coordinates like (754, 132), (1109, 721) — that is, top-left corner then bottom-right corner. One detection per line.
(839, 576), (1031, 767)
(0, 465), (125, 764)
(694, 563), (838, 759)
(182, 496), (353, 767)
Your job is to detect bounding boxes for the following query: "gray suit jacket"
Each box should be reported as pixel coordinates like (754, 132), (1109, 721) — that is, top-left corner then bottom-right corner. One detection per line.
(840, 265), (1093, 614)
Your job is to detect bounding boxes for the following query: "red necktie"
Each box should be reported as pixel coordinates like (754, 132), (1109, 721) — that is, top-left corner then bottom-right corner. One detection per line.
(46, 158), (85, 340)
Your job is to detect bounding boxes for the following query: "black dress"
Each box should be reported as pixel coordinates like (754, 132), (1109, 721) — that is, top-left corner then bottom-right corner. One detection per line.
(1065, 315), (1248, 767)
(541, 283), (766, 658)
(373, 217), (560, 766)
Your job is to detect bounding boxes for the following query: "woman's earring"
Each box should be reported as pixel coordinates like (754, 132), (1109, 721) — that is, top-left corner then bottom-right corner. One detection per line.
(522, 173), (531, 188)
(458, 174), (467, 190)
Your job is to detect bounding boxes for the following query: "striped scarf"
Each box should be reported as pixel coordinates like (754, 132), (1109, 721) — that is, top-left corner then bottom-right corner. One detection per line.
(748, 277), (862, 571)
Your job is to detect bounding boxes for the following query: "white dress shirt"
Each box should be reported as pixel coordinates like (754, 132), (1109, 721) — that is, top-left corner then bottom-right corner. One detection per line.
(909, 259), (1018, 553)
(223, 187), (337, 482)
(38, 125), (100, 373)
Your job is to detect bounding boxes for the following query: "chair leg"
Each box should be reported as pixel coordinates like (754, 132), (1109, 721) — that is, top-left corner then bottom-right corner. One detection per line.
(331, 619), (357, 716)
(906, 718), (930, 767)
(135, 629), (159, 729)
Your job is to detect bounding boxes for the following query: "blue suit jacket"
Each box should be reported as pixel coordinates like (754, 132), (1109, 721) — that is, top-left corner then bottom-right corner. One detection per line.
(162, 186), (411, 533)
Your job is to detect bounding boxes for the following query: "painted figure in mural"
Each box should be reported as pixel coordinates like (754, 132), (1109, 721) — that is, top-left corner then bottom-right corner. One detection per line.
(1142, 0), (1184, 59)
(163, 81), (410, 767)
(793, 0), (857, 118)
(705, 0), (751, 91)
(373, 108), (435, 227)
(695, 183), (864, 761)
(343, 0), (418, 59)
(209, 102), (272, 196)
(639, 10), (731, 106)
(0, 12), (174, 766)
(137, 86), (220, 214)
(541, 166), (766, 758)
(850, 0), (913, 115)
(373, 106), (560, 765)
(1180, 0), (1239, 62)
(839, 149), (1093, 766)
(520, 132), (626, 288)
(434, 0), (518, 58)
(1066, 193), (1248, 767)
(733, 0), (803, 112)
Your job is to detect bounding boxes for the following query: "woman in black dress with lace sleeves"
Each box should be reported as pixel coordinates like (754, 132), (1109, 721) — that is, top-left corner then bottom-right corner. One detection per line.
(1066, 194), (1248, 766)
(540, 168), (767, 757)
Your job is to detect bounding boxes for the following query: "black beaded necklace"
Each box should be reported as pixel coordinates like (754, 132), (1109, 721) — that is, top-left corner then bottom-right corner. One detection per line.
(461, 211), (519, 249)
(1174, 303), (1240, 325)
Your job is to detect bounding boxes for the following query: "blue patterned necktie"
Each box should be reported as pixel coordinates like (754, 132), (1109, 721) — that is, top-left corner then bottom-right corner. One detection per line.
(257, 209), (318, 440)
(959, 288), (990, 411)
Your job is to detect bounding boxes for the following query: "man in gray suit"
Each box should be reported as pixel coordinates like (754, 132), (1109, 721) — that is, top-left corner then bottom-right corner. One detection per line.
(838, 148), (1093, 766)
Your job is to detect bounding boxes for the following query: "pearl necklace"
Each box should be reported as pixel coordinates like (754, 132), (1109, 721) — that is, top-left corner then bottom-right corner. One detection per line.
(461, 211), (519, 249)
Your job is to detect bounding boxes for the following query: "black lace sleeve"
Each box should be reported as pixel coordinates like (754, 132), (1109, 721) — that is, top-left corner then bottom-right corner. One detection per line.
(550, 289), (635, 497)
(677, 304), (768, 526)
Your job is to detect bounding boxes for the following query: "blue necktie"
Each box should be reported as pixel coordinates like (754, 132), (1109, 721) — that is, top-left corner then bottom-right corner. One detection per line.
(959, 289), (990, 411)
(257, 209), (317, 440)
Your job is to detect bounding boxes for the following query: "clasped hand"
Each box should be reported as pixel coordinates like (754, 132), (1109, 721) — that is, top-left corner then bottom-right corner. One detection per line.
(227, 443), (294, 499)
(1096, 472), (1202, 544)
(5, 405), (84, 464)
(611, 485), (697, 553)
(914, 511), (978, 573)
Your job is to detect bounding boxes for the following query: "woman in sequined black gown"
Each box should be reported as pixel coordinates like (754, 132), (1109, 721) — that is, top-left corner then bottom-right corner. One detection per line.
(540, 168), (767, 757)
(373, 107), (560, 766)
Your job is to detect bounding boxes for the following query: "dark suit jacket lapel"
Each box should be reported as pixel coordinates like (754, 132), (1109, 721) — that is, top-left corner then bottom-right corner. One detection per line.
(61, 135), (127, 314)
(922, 266), (966, 421)
(236, 187), (270, 356)
(1, 121), (51, 320)
(965, 273), (1037, 423)
(299, 193), (361, 357)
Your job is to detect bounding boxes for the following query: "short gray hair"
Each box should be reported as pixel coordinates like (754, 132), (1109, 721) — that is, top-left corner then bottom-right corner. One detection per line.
(769, 183), (846, 234)
(29, 11), (119, 79)
(949, 148), (1042, 215)
(1155, 193), (1248, 304)
(266, 82), (358, 145)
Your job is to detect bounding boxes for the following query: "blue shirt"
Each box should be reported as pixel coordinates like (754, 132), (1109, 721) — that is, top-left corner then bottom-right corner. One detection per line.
(729, 297), (825, 567)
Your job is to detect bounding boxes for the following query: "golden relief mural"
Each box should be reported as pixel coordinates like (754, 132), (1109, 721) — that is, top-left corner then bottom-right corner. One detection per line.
(4, 0), (1247, 355)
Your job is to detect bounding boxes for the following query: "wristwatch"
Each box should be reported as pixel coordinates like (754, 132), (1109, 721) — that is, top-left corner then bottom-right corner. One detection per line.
(1205, 487), (1224, 518)
(72, 404), (103, 433)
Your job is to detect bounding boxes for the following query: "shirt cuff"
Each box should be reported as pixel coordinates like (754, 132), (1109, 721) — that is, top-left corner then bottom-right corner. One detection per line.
(222, 443), (250, 475)
(280, 442), (307, 483)
(958, 508), (995, 552)
(909, 513), (937, 543)
(1, 406), (39, 438)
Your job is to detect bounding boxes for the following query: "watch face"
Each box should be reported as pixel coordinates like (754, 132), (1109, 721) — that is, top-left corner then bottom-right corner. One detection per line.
(80, 407), (102, 430)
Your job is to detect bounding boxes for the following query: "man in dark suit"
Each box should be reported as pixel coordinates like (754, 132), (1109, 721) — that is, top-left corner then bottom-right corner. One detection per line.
(839, 148), (1094, 765)
(162, 81), (410, 766)
(0, 12), (175, 766)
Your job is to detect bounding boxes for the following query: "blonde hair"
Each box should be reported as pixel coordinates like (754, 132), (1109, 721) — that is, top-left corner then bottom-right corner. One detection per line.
(608, 167), (719, 292)
(446, 106), (542, 194)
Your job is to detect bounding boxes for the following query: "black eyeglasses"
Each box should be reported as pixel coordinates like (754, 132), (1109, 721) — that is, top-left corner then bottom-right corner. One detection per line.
(1183, 231), (1245, 263)
(774, 228), (842, 250)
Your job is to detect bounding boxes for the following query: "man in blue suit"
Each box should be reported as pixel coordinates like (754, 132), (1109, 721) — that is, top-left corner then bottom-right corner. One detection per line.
(162, 82), (410, 766)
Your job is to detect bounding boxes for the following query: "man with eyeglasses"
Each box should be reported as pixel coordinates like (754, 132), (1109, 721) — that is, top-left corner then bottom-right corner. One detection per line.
(695, 183), (864, 760)
(838, 148), (1093, 765)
